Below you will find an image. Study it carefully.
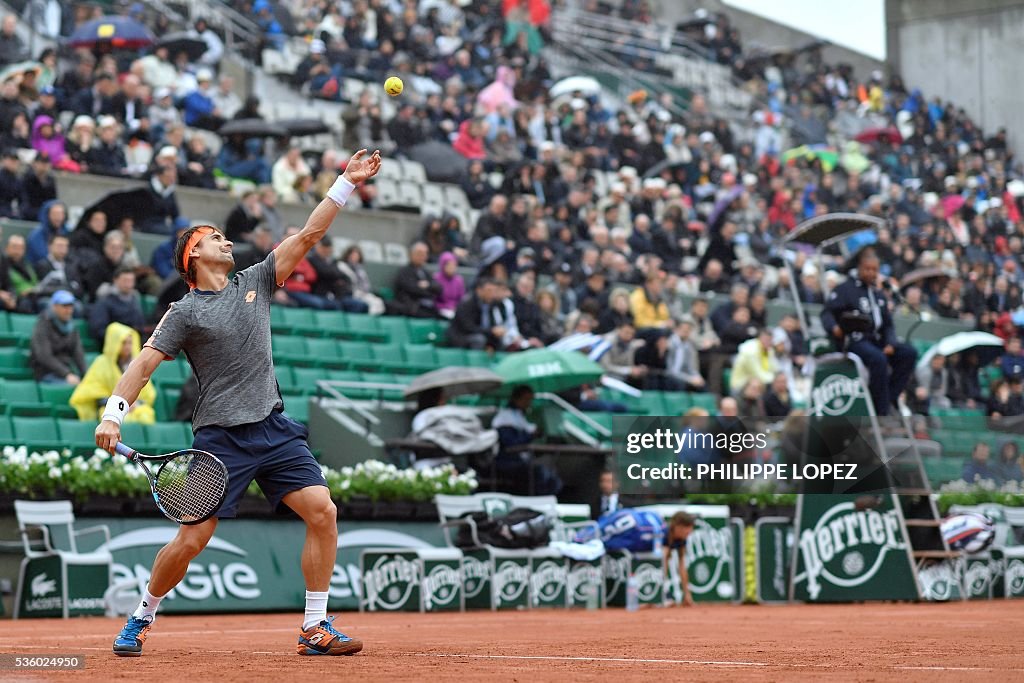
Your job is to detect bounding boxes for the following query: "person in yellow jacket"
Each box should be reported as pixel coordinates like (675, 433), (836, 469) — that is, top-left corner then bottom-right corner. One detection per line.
(70, 322), (157, 423)
(729, 327), (781, 395)
(629, 274), (671, 331)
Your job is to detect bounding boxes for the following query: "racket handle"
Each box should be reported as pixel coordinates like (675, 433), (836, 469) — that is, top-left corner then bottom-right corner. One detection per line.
(114, 442), (136, 458)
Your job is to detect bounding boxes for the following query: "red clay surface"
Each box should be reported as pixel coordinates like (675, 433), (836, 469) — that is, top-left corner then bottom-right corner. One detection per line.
(0, 602), (1021, 682)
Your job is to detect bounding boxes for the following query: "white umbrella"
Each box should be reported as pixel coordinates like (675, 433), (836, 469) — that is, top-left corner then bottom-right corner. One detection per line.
(548, 333), (612, 361)
(549, 76), (601, 100)
(917, 331), (1005, 370)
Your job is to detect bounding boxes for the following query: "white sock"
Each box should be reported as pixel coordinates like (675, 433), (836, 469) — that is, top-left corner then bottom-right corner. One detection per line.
(302, 590), (329, 630)
(132, 587), (164, 621)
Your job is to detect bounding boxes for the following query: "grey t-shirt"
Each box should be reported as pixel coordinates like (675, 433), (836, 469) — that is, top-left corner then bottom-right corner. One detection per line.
(146, 253), (283, 431)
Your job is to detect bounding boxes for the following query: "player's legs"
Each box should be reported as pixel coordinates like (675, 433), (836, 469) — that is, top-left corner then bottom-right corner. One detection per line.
(282, 485), (361, 655)
(113, 519), (218, 657)
(148, 517), (220, 595)
(281, 485), (337, 591)
(252, 411), (362, 654)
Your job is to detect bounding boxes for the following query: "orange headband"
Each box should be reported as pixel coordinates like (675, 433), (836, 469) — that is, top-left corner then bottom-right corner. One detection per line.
(181, 226), (215, 286)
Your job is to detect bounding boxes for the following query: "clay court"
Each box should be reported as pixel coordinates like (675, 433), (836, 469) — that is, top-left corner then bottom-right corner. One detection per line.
(0, 601), (1020, 682)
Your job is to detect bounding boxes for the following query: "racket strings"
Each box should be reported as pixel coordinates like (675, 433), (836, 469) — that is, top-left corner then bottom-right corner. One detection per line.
(154, 452), (228, 522)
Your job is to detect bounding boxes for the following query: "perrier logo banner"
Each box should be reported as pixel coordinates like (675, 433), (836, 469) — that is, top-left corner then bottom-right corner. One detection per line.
(792, 495), (919, 601)
(686, 517), (736, 601)
(810, 354), (871, 417)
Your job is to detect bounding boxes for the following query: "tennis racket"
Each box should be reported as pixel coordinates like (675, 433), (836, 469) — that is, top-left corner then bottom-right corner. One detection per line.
(115, 442), (229, 525)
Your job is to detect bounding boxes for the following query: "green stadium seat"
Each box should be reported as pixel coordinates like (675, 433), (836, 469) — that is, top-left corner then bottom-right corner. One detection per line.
(464, 350), (494, 368)
(660, 392), (692, 415)
(923, 458), (964, 485)
(316, 311), (349, 339)
(376, 316), (409, 344)
(340, 313), (386, 342)
(0, 415), (13, 442)
(0, 348), (32, 379)
(52, 404), (78, 420)
(325, 369), (360, 383)
(57, 419), (101, 456)
(337, 340), (374, 369)
(0, 314), (19, 346)
(369, 342), (403, 365)
(8, 314), (37, 339)
(280, 307), (317, 333)
(120, 423), (147, 448)
(270, 306), (293, 333)
(156, 388), (181, 422)
(11, 416), (62, 451)
(282, 394), (309, 423)
(407, 319), (443, 344)
(302, 338), (348, 369)
(74, 319), (99, 353)
(140, 295), (157, 318)
(403, 344), (438, 368)
(146, 421), (192, 453)
(38, 383), (75, 408)
(273, 335), (308, 365)
(435, 348), (469, 367)
(275, 365), (297, 392)
(291, 366), (327, 393)
(150, 361), (187, 388)
(6, 402), (53, 417)
(689, 393), (718, 412)
(4, 379), (41, 402)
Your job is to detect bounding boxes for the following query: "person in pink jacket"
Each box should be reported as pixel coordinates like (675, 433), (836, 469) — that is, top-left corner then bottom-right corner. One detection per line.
(434, 251), (465, 319)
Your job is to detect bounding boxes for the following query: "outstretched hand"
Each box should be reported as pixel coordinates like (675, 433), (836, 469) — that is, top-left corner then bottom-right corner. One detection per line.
(343, 149), (382, 185)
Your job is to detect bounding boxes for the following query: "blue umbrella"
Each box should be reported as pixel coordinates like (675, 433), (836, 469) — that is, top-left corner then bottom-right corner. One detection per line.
(68, 16), (155, 50)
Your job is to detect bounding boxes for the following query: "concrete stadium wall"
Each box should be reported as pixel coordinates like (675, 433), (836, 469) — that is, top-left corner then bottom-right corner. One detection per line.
(52, 172), (425, 249)
(886, 0), (1024, 152)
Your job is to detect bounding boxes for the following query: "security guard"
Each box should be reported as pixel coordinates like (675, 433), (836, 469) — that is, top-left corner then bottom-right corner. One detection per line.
(821, 247), (917, 415)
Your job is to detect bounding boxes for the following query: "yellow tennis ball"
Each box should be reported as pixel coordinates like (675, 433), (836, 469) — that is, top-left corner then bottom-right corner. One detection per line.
(384, 76), (404, 97)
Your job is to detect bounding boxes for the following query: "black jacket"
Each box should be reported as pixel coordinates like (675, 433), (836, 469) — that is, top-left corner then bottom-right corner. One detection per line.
(821, 276), (897, 348)
(224, 204), (260, 242)
(698, 233), (738, 276)
(392, 264), (440, 316)
(29, 312), (87, 381)
(0, 167), (19, 218)
(447, 294), (496, 348)
(307, 251), (353, 300)
(19, 171), (57, 220)
(85, 142), (127, 177)
(512, 293), (542, 341)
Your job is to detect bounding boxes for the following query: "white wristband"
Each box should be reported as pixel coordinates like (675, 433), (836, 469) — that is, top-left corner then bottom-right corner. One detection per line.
(102, 395), (130, 426)
(327, 176), (356, 207)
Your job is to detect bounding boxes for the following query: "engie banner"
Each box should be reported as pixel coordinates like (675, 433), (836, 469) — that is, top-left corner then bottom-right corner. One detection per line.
(93, 518), (446, 613)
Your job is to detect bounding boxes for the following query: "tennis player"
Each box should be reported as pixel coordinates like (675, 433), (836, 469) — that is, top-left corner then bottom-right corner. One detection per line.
(95, 149), (382, 657)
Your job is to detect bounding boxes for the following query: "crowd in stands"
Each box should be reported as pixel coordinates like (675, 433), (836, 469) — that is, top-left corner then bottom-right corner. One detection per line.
(3, 0), (1024, 480)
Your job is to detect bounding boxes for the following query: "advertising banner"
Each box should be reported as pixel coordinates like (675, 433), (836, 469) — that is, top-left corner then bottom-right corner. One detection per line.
(93, 518), (446, 613)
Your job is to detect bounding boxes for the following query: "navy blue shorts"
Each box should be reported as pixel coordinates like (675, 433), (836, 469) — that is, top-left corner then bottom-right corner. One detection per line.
(192, 409), (327, 519)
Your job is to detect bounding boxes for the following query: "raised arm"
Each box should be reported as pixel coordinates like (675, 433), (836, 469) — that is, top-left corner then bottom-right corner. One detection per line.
(273, 149), (381, 286)
(94, 346), (166, 452)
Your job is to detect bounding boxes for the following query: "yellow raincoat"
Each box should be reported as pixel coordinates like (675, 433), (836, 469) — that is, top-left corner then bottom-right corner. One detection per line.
(69, 322), (157, 423)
